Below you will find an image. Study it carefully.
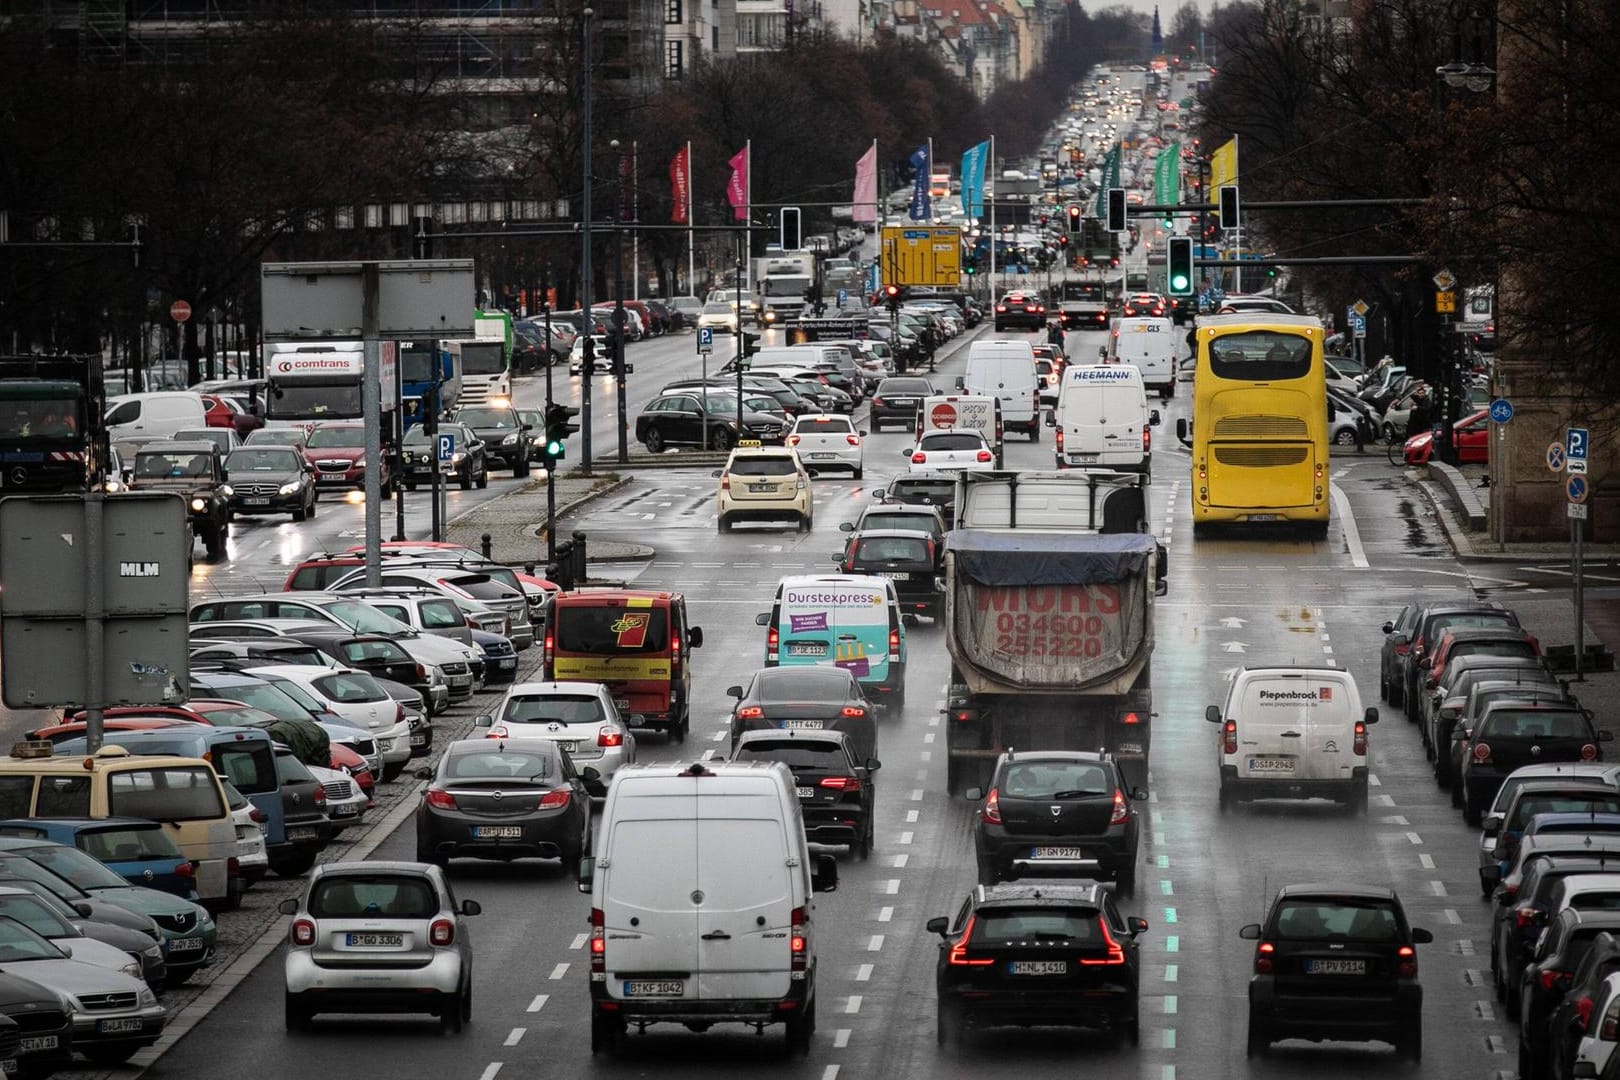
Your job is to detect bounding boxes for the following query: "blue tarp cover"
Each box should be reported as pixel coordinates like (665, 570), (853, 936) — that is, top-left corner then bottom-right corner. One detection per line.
(946, 530), (1155, 586)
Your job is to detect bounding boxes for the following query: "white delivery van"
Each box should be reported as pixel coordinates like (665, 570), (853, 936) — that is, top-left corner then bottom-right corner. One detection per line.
(1206, 666), (1380, 813)
(1049, 364), (1159, 475)
(579, 760), (839, 1054)
(915, 394), (1004, 466)
(959, 340), (1040, 441)
(104, 391), (209, 444)
(758, 574), (909, 708)
(1107, 317), (1178, 400)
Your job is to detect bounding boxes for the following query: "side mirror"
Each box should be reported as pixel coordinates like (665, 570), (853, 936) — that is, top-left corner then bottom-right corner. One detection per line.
(1132, 788), (1149, 801)
(1205, 705), (1222, 724)
(1098, 346), (1107, 359)
(833, 553), (846, 563)
(755, 612), (771, 626)
(1149, 409), (1161, 426)
(1238, 923), (1262, 940)
(1482, 815), (1503, 837)
(965, 786), (983, 801)
(954, 376), (965, 390)
(1175, 417), (1189, 445)
(1363, 707), (1379, 725)
(581, 766), (600, 782)
(901, 448), (913, 459)
(839, 521), (855, 532)
(460, 899), (482, 916)
(688, 627), (704, 648)
(866, 758), (882, 772)
(725, 685), (743, 699)
(812, 853), (839, 893)
(277, 897), (299, 916)
(858, 431), (868, 437)
(1127, 916), (1149, 935)
(73, 901), (93, 918)
(1381, 621), (1396, 634)
(1410, 927), (1433, 944)
(473, 714), (493, 728)
(577, 856), (595, 893)
(871, 489), (886, 500)
(926, 916), (950, 937)
(903, 613), (920, 627)
(413, 766), (434, 780)
(712, 469), (723, 478)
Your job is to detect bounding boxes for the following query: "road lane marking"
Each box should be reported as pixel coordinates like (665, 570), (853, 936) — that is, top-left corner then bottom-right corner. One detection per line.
(570, 933), (587, 950)
(891, 854), (909, 868)
(1164, 908), (1178, 924)
(1156, 855), (1170, 868)
(1164, 1029), (1176, 1049)
(1406, 832), (1423, 845)
(1165, 963), (1179, 982)
(883, 879), (901, 894)
(823, 1067), (840, 1080)
(1476, 1001), (1496, 1022)
(899, 831), (914, 845)
(919, 750), (931, 762)
(1420, 853), (1436, 869)
(1380, 815), (1410, 825)
(1369, 773), (1382, 786)
(549, 963), (569, 980)
(834, 1029), (851, 1048)
(478, 1066), (502, 1080)
(1446, 909), (1464, 925)
(909, 789), (923, 801)
(845, 996), (862, 1014)
(1163, 995), (1178, 1014)
(504, 1029), (524, 1046)
(923, 733), (936, 744)
(1155, 831), (1167, 845)
(855, 964), (873, 982)
(1430, 880), (1449, 897)
(867, 936), (884, 952)
(878, 906), (893, 922)
(527, 994), (548, 1012)
(906, 810), (919, 823)
(1160, 880), (1174, 896)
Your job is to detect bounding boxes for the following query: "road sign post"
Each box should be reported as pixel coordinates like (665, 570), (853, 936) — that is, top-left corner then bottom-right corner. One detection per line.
(696, 327), (714, 355)
(1568, 470), (1591, 680)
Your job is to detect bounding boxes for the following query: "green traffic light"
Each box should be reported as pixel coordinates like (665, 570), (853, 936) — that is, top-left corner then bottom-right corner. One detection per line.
(1170, 273), (1190, 291)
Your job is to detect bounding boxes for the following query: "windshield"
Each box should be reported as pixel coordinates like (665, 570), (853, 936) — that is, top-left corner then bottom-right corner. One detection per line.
(853, 536), (931, 563)
(863, 512), (936, 533)
(459, 343), (506, 376)
(456, 408), (517, 429)
(444, 748), (555, 780)
(755, 669), (855, 701)
(397, 341), (438, 383)
(555, 605), (669, 654)
(0, 894), (75, 939)
(404, 426), (469, 448)
(77, 826), (184, 862)
(309, 874), (438, 919)
(920, 433), (985, 451)
(975, 909), (1100, 943)
(1271, 900), (1401, 941)
(730, 457), (797, 477)
(795, 419), (852, 434)
(246, 430), (309, 447)
(1208, 331), (1314, 381)
(0, 860), (86, 903)
(227, 449), (301, 473)
(500, 694), (604, 725)
(269, 383), (362, 418)
(304, 427), (364, 449)
(257, 676), (328, 713)
(203, 680), (308, 721)
(18, 844), (133, 893)
(761, 278), (810, 297)
(1481, 710), (1590, 739)
(135, 450), (213, 479)
(313, 672), (388, 704)
(1000, 761), (1112, 798)
(1, 390), (81, 438)
(733, 741), (848, 769)
(878, 379), (933, 395)
(0, 916), (65, 962)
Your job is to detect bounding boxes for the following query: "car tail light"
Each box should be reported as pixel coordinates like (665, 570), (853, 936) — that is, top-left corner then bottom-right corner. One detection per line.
(1584, 743), (1600, 761)
(1254, 941), (1274, 974)
(430, 918), (455, 946)
(539, 788), (572, 809)
(787, 435), (801, 447)
(1055, 428), (1065, 451)
(1109, 789), (1129, 825)
(1502, 882), (1520, 900)
(597, 727), (623, 747)
(995, 305), (1008, 313)
(1474, 742), (1492, 764)
(888, 628), (901, 661)
(912, 452), (927, 464)
(543, 631), (554, 667)
(983, 788), (1002, 824)
(590, 907), (606, 973)
(1541, 969), (1573, 992)
(871, 397), (884, 408)
(791, 906), (809, 971)
(291, 918), (315, 946)
(1397, 944), (1417, 978)
(1223, 719), (1238, 755)
(841, 706), (866, 718)
(1515, 906), (1539, 929)
(767, 626), (780, 661)
(1575, 995), (1596, 1031)
(847, 434), (861, 446)
(415, 663), (428, 681)
(1600, 997), (1620, 1040)
(820, 776), (861, 791)
(1353, 721), (1367, 756)
(1081, 919), (1127, 965)
(248, 807), (267, 824)
(738, 706), (765, 721)
(976, 449), (993, 462)
(312, 783), (327, 806)
(175, 861), (195, 878)
(719, 472), (731, 491)
(671, 634), (682, 676)
(1120, 711), (1141, 725)
(426, 788), (458, 810)
(948, 915), (995, 966)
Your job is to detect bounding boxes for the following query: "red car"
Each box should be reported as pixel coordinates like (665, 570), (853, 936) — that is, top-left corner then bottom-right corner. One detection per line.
(302, 421), (393, 492)
(1402, 408), (1489, 465)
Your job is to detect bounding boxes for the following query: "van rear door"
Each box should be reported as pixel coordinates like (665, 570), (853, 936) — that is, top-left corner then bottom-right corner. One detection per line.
(695, 801), (793, 1001)
(1237, 674), (1353, 782)
(603, 800), (701, 1003)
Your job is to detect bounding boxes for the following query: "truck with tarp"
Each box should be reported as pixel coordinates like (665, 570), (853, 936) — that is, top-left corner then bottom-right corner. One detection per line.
(0, 355), (104, 493)
(942, 470), (1163, 793)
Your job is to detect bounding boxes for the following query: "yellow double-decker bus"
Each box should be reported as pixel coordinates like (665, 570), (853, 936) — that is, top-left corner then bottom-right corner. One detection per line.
(1176, 314), (1330, 537)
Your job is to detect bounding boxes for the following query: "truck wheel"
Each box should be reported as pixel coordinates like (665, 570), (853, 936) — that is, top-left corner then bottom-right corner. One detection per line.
(1029, 421), (1040, 443)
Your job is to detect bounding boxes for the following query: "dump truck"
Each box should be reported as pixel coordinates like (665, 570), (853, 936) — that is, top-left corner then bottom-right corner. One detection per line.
(943, 470), (1164, 793)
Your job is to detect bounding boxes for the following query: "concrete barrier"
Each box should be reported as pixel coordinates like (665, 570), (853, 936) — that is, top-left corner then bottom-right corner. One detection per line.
(1428, 460), (1488, 531)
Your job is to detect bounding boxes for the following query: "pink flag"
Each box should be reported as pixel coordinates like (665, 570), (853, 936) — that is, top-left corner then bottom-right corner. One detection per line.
(670, 146), (690, 224)
(852, 144), (877, 224)
(726, 145), (749, 221)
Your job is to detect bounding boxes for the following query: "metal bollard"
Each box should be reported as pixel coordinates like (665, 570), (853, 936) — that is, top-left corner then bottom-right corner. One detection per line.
(481, 533), (493, 559)
(524, 562), (535, 576)
(570, 530), (588, 585)
(553, 540), (575, 591)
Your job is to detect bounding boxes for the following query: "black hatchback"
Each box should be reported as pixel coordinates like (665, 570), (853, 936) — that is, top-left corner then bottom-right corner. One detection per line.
(727, 666), (875, 761)
(413, 737), (591, 870)
(873, 470), (958, 527)
(837, 530), (941, 619)
(731, 729), (879, 857)
(869, 377), (935, 432)
(968, 751), (1145, 893)
(1461, 703), (1610, 823)
(1242, 883), (1431, 1061)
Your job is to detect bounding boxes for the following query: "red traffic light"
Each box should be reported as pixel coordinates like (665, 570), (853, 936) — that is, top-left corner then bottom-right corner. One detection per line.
(883, 284), (900, 299)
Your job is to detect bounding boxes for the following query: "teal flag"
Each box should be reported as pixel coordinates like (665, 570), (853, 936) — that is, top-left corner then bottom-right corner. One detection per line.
(1092, 146), (1121, 217)
(1154, 141), (1182, 211)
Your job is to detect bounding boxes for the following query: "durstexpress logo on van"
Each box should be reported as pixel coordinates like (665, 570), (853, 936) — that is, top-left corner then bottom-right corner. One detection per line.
(784, 589), (884, 607)
(1258, 687), (1334, 703)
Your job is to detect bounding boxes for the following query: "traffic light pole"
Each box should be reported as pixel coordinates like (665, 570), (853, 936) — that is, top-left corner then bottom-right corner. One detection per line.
(544, 317), (557, 564)
(428, 383), (443, 542)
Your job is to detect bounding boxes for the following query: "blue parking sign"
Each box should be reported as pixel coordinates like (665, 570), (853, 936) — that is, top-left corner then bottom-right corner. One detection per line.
(1568, 427), (1589, 461)
(436, 433), (454, 462)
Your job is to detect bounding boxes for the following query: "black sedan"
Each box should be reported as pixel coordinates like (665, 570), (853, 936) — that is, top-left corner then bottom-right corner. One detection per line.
(401, 423), (488, 490)
(992, 291), (1047, 332)
(869, 377), (936, 432)
(224, 446), (318, 521)
(636, 391), (784, 453)
(727, 666), (875, 761)
(929, 882), (1147, 1047)
(837, 529), (941, 620)
(414, 737), (591, 870)
(1242, 883), (1430, 1060)
(732, 730), (879, 857)
(452, 405), (532, 477)
(967, 750), (1145, 894)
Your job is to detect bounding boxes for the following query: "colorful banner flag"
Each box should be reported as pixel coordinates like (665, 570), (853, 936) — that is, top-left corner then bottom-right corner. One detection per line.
(907, 145), (931, 221)
(960, 139), (990, 220)
(1211, 136), (1238, 191)
(852, 144), (878, 224)
(1092, 145), (1121, 217)
(1154, 140), (1181, 212)
(726, 145), (749, 221)
(669, 146), (690, 224)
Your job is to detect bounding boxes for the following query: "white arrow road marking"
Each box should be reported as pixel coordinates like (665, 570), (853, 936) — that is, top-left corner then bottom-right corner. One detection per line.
(1220, 616), (1247, 628)
(1222, 641), (1247, 653)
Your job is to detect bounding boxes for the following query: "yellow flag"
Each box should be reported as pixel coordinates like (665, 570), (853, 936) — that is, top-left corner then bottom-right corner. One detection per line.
(1211, 136), (1239, 190)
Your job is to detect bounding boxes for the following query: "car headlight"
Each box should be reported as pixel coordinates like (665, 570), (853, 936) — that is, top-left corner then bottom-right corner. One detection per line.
(190, 497), (206, 512)
(121, 958), (143, 980)
(143, 943), (163, 960)
(137, 986), (158, 1006)
(352, 459), (365, 470)
(221, 484), (232, 496)
(501, 433), (518, 445)
(451, 451), (466, 463)
(278, 481), (301, 495)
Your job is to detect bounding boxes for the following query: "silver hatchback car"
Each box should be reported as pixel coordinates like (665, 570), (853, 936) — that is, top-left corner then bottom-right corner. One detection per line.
(473, 680), (637, 796)
(279, 861), (480, 1031)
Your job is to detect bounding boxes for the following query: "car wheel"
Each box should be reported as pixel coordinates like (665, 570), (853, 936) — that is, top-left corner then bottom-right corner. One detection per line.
(645, 428), (666, 454)
(1116, 862), (1137, 897)
(1246, 1015), (1268, 1058)
(269, 849), (318, 878)
(1219, 781), (1234, 813)
(1030, 420), (1040, 443)
(1349, 783), (1368, 816)
(203, 524), (225, 560)
(1389, 677), (1405, 709)
(284, 992), (311, 1032)
(461, 978), (473, 1022)
(853, 467), (863, 480)
(1399, 1022), (1421, 1062)
(1464, 795), (1483, 827)
(936, 1002), (962, 1049)
(476, 467), (488, 489)
(293, 503), (307, 523)
(718, 514), (731, 534)
(1121, 1005), (1141, 1047)
(1333, 427), (1359, 447)
(306, 494), (317, 519)
(710, 427), (735, 452)
(590, 1012), (623, 1055)
(441, 990), (465, 1033)
(514, 456), (529, 479)
(459, 470), (473, 491)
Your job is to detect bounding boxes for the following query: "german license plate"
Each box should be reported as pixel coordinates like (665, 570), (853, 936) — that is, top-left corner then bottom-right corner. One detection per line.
(288, 827), (319, 842)
(796, 787), (815, 799)
(448, 675), (473, 688)
(1010, 961), (1068, 975)
(557, 740), (578, 753)
(882, 572), (912, 579)
(786, 642), (827, 657)
(498, 658), (517, 669)
(19, 1036), (58, 1052)
(891, 399), (915, 406)
(1116, 742), (1144, 755)
(475, 826), (523, 839)
(810, 453), (837, 460)
(97, 1018), (144, 1034)
(623, 980), (684, 997)
(244, 498), (270, 506)
(1247, 514), (1283, 522)
(409, 732), (428, 746)
(749, 483), (776, 492)
(1306, 959), (1366, 975)
(347, 932), (404, 947)
(1247, 757), (1295, 773)
(1031, 847), (1086, 859)
(166, 936), (204, 953)
(784, 719), (825, 730)
(333, 803), (359, 817)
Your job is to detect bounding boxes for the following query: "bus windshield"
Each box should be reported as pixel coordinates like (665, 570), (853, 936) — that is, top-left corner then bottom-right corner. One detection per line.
(1208, 331), (1315, 381)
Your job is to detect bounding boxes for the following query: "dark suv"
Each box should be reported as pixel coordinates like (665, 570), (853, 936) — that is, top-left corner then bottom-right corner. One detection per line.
(269, 747), (332, 877)
(129, 440), (232, 560)
(837, 530), (941, 620)
(1242, 883), (1431, 1060)
(967, 750), (1145, 893)
(452, 405), (532, 478)
(872, 470), (957, 527)
(731, 729), (879, 858)
(929, 882), (1147, 1047)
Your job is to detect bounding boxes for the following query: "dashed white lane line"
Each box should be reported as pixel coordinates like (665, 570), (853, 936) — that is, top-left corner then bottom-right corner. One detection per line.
(877, 906), (894, 922)
(909, 788), (924, 801)
(919, 750), (931, 762)
(1429, 880), (1449, 897)
(710, 730), (727, 742)
(478, 1066), (502, 1080)
(526, 994), (548, 1012)
(569, 933), (587, 950)
(866, 935), (885, 951)
(1329, 483), (1368, 567)
(891, 854), (909, 868)
(923, 733), (936, 744)
(905, 810), (919, 823)
(1420, 853), (1437, 869)
(1165, 964), (1179, 982)
(1380, 815), (1410, 826)
(1369, 773), (1382, 787)
(882, 879), (901, 894)
(855, 964), (874, 982)
(1405, 832), (1423, 845)
(1445, 909), (1463, 925)
(504, 1028), (525, 1046)
(549, 962), (569, 980)
(1374, 794), (1396, 807)
(1164, 1029), (1176, 1049)
(899, 831), (914, 845)
(845, 996), (863, 1014)
(834, 1029), (851, 1048)
(1163, 995), (1178, 1014)
(822, 1066), (840, 1080)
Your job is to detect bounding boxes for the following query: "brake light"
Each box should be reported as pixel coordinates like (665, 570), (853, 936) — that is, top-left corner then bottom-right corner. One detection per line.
(175, 861), (195, 878)
(719, 472), (731, 491)
(426, 788), (458, 810)
(1223, 719), (1238, 755)
(1254, 940), (1274, 974)
(847, 434), (861, 446)
(543, 631), (554, 667)
(820, 776), (861, 791)
(791, 906), (809, 971)
(291, 918), (315, 946)
(1109, 789), (1129, 825)
(976, 449), (993, 462)
(590, 907), (606, 972)
(415, 663), (428, 681)
(1583, 743), (1599, 761)
(1503, 882), (1520, 900)
(948, 915), (995, 965)
(1577, 995), (1596, 1032)
(1600, 998), (1620, 1040)
(671, 634), (682, 676)
(1121, 712), (1141, 725)
(912, 452), (927, 464)
(1081, 919), (1127, 965)
(888, 627), (901, 661)
(1397, 943), (1417, 978)
(248, 807), (267, 824)
(1474, 742), (1492, 764)
(983, 788), (1002, 824)
(430, 918), (455, 946)
(1055, 427), (1064, 451)
(597, 727), (623, 747)
(1514, 906), (1538, 929)
(1353, 721), (1367, 756)
(737, 705), (765, 720)
(840, 706), (867, 718)
(787, 434), (801, 447)
(1142, 426), (1151, 452)
(871, 397), (884, 407)
(539, 788), (572, 810)
(995, 305), (1008, 313)
(312, 783), (327, 806)
(1540, 969), (1572, 992)
(767, 626), (780, 661)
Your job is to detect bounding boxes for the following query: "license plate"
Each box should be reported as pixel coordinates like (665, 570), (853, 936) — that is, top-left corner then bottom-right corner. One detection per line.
(333, 803), (359, 817)
(786, 642), (827, 657)
(1116, 742), (1144, 755)
(2, 1057), (15, 1074)
(1031, 846), (1086, 859)
(614, 698), (632, 713)
(1010, 961), (1068, 975)
(784, 719), (825, 730)
(166, 936), (204, 953)
(749, 484), (777, 492)
(19, 1037), (57, 1052)
(97, 1018), (145, 1034)
(623, 980), (684, 997)
(288, 826), (319, 842)
(557, 740), (578, 752)
(243, 498), (270, 506)
(1247, 514), (1283, 522)
(810, 453), (837, 460)
(498, 658), (517, 669)
(448, 675), (473, 688)
(1247, 757), (1295, 773)
(796, 787), (815, 799)
(891, 399), (915, 407)
(1306, 959), (1366, 975)
(347, 932), (404, 947)
(474, 826), (524, 838)
(409, 732), (428, 746)
(881, 572), (912, 580)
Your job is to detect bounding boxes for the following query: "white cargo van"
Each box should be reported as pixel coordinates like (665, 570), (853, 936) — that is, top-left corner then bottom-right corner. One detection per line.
(104, 391), (209, 444)
(579, 760), (839, 1054)
(1106, 317), (1177, 400)
(915, 394), (1004, 466)
(958, 340), (1040, 441)
(1206, 666), (1379, 813)
(1048, 364), (1159, 474)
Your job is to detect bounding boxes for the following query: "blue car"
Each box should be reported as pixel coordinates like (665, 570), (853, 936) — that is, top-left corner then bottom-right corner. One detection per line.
(0, 818), (198, 902)
(472, 628), (519, 686)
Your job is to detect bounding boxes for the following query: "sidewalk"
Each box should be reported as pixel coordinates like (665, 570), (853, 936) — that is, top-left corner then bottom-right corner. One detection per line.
(444, 467), (652, 569)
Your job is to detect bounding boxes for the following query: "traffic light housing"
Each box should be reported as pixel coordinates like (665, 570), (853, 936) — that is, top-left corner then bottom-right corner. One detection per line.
(580, 336), (596, 378)
(1167, 236), (1194, 296)
(740, 331), (761, 359)
(543, 402), (580, 464)
(1218, 184), (1240, 230)
(1106, 187), (1127, 232)
(883, 284), (902, 312)
(1066, 205), (1082, 234)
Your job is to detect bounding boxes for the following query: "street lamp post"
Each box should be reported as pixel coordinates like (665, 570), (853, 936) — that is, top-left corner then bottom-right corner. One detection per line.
(609, 139), (629, 466)
(579, 7), (595, 473)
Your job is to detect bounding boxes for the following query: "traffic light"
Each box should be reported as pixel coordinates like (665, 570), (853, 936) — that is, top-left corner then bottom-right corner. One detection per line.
(740, 332), (761, 359)
(580, 336), (596, 378)
(1066, 205), (1082, 234)
(883, 284), (901, 312)
(780, 206), (802, 251)
(1106, 187), (1127, 232)
(1167, 236), (1194, 296)
(543, 402), (580, 464)
(1218, 184), (1240, 230)
(963, 251), (978, 276)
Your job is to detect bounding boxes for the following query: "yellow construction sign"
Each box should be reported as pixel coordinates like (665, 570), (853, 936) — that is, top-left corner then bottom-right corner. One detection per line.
(880, 225), (962, 287)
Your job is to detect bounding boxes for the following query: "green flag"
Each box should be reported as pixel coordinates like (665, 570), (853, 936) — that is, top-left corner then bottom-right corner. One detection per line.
(1093, 146), (1121, 217)
(1154, 141), (1182, 212)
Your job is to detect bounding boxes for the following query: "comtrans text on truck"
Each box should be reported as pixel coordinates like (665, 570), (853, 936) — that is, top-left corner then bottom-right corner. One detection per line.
(264, 342), (397, 433)
(0, 355), (104, 493)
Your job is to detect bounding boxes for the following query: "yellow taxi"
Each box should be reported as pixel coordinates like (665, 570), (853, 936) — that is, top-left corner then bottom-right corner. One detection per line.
(714, 441), (814, 533)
